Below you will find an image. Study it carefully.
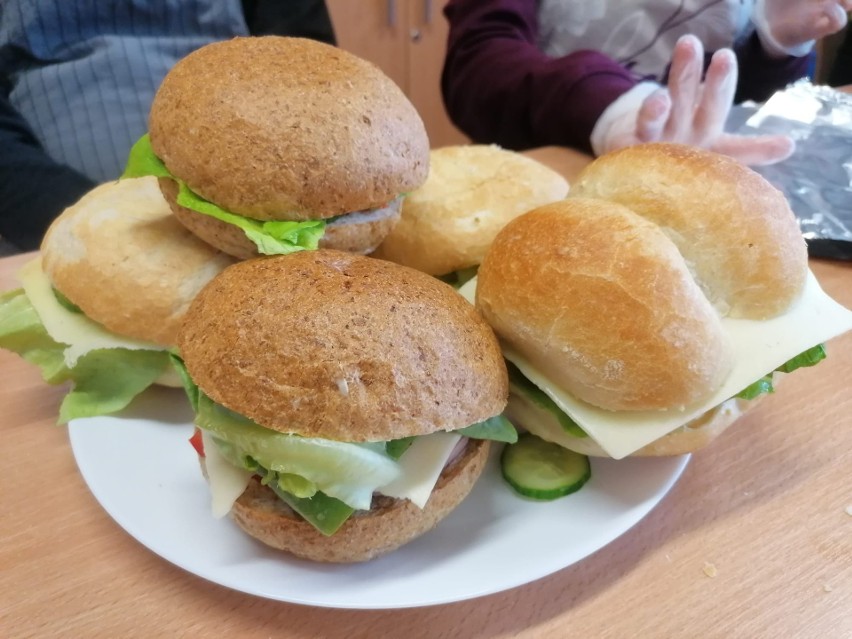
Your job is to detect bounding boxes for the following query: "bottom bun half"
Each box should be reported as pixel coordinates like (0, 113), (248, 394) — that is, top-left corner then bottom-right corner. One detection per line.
(227, 438), (490, 563)
(506, 392), (757, 458)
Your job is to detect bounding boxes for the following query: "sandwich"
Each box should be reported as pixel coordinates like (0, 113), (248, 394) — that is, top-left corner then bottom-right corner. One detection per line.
(174, 250), (514, 562)
(124, 36), (430, 259)
(470, 143), (852, 461)
(373, 144), (568, 286)
(0, 177), (234, 422)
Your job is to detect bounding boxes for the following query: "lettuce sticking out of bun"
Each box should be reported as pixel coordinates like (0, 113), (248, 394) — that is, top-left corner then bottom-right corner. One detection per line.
(122, 135), (326, 256)
(0, 288), (170, 422)
(0, 177), (234, 423)
(172, 355), (515, 536)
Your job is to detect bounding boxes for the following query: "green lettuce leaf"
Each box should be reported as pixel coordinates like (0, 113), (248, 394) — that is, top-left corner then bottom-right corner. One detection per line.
(267, 479), (354, 536)
(219, 446), (352, 535)
(385, 413), (519, 459)
(0, 289), (171, 423)
(507, 361), (588, 438)
(735, 344), (827, 400)
(122, 134), (325, 255)
(457, 414), (518, 443)
(385, 437), (415, 460)
(169, 353), (200, 413)
(0, 288), (71, 384)
(57, 348), (171, 423)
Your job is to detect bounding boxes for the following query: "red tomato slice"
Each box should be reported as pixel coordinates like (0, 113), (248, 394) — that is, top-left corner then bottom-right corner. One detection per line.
(189, 428), (205, 457)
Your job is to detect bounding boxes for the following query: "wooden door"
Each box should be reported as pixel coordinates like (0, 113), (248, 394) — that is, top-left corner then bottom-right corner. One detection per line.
(326, 0), (468, 148)
(326, 0), (408, 91)
(407, 0), (469, 147)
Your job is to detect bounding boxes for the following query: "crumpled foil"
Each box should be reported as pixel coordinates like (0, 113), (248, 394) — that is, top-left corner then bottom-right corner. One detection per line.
(733, 80), (852, 260)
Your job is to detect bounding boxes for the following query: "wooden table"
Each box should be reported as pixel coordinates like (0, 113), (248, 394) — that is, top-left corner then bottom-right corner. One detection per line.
(2, 148), (851, 638)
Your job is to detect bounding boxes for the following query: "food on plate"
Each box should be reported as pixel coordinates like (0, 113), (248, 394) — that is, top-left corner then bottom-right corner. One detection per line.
(0, 177), (234, 422)
(124, 36), (429, 259)
(472, 143), (852, 460)
(373, 144), (568, 286)
(500, 432), (591, 500)
(174, 250), (514, 562)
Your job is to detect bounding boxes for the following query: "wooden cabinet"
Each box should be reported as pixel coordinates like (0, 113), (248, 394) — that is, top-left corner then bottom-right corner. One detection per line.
(327, 0), (469, 148)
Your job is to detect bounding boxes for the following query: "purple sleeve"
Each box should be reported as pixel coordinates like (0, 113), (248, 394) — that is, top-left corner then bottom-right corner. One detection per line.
(733, 32), (813, 103)
(441, 0), (638, 153)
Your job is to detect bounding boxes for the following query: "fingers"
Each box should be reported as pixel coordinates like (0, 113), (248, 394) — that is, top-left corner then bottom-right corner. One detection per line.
(825, 2), (849, 34)
(776, 1), (850, 44)
(635, 89), (671, 142)
(692, 49), (737, 146)
(712, 134), (795, 166)
(664, 35), (703, 140)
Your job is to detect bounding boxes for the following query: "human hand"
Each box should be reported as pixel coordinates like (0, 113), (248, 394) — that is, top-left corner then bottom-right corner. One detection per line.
(591, 35), (794, 166)
(754, 0), (851, 56)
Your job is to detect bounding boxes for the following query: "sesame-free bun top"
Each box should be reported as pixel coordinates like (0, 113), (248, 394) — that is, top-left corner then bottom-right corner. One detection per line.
(41, 177), (235, 347)
(477, 144), (808, 412)
(179, 250), (508, 441)
(477, 199), (734, 412)
(373, 145), (569, 275)
(149, 36), (430, 221)
(569, 143), (808, 319)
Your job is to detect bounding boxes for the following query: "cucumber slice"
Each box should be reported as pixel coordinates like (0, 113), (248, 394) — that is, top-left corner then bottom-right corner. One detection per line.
(501, 433), (591, 500)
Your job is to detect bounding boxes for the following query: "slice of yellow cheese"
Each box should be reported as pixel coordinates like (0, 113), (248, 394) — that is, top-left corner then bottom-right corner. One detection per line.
(380, 432), (462, 508)
(18, 257), (165, 367)
(201, 430), (253, 518)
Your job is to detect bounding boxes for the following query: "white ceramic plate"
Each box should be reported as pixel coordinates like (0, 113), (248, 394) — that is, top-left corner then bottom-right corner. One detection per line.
(69, 386), (689, 609)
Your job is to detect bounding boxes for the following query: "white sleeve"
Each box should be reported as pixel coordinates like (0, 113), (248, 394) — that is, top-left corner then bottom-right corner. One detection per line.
(590, 82), (660, 157)
(751, 0), (814, 58)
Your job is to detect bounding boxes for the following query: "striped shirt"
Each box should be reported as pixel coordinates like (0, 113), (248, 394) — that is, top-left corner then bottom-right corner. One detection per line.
(0, 0), (249, 183)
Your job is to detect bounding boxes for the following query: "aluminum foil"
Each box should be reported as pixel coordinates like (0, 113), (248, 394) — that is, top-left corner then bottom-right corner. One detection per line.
(733, 80), (852, 260)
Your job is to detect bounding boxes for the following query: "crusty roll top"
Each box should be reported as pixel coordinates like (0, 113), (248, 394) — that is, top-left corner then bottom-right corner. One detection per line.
(373, 144), (569, 275)
(569, 144), (808, 319)
(41, 177), (235, 347)
(149, 36), (429, 221)
(179, 251), (508, 440)
(477, 199), (733, 411)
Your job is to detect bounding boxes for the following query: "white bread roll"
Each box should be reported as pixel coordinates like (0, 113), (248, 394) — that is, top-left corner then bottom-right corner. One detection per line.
(41, 177), (235, 347)
(569, 143), (807, 319)
(373, 145), (569, 276)
(477, 143), (808, 415)
(478, 198), (734, 411)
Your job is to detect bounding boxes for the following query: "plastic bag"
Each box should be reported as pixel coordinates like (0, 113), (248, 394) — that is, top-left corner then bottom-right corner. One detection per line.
(734, 80), (852, 260)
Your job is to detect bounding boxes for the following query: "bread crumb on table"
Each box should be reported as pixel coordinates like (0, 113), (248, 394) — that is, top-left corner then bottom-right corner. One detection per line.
(823, 584), (834, 593)
(845, 504), (852, 516)
(702, 562), (718, 578)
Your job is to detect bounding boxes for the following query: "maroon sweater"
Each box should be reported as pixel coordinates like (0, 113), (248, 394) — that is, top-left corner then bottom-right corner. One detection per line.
(441, 0), (812, 153)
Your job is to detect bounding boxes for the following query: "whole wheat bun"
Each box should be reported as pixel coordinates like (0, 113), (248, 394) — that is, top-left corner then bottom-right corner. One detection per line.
(506, 391), (750, 457)
(228, 438), (489, 562)
(373, 145), (569, 276)
(569, 143), (807, 319)
(149, 36), (429, 221)
(161, 178), (402, 259)
(179, 250), (508, 441)
(40, 177), (235, 347)
(478, 198), (734, 411)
